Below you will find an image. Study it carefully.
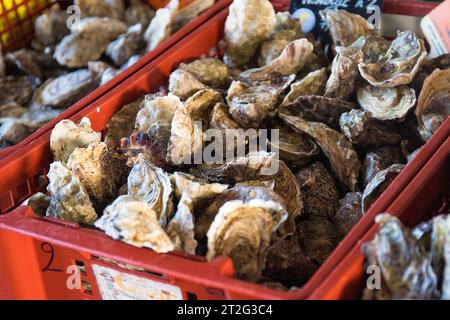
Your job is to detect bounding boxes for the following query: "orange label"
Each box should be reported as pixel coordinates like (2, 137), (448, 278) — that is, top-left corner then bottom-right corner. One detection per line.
(422, 0), (450, 53)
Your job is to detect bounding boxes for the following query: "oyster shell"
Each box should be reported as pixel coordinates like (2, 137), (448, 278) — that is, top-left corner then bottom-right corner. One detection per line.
(350, 35), (390, 64)
(362, 214), (438, 300)
(106, 24), (143, 67)
(5, 49), (43, 80)
(206, 199), (287, 282)
(209, 102), (241, 130)
(21, 192), (50, 217)
(411, 54), (450, 92)
(415, 68), (450, 141)
(339, 110), (402, 147)
(0, 45), (4, 78)
(281, 115), (361, 191)
(171, 172), (228, 200)
(50, 117), (101, 163)
(127, 154), (174, 227)
(0, 102), (27, 118)
(179, 58), (230, 88)
(358, 31), (427, 87)
(324, 46), (363, 100)
(120, 132), (169, 170)
(184, 89), (222, 124)
(75, 0), (125, 20)
(95, 195), (175, 253)
(332, 192), (363, 236)
(34, 4), (69, 46)
(105, 97), (144, 150)
(168, 69), (207, 100)
(280, 68), (327, 107)
(320, 9), (378, 47)
(125, 0), (155, 28)
(166, 194), (197, 254)
(362, 164), (404, 213)
(0, 118), (39, 145)
(144, 0), (179, 52)
(135, 94), (182, 145)
(280, 95), (355, 130)
(0, 76), (35, 106)
(223, 0), (276, 67)
(46, 161), (97, 225)
(361, 146), (404, 188)
(357, 84), (416, 121)
(295, 162), (340, 219)
(66, 142), (117, 212)
(54, 17), (128, 68)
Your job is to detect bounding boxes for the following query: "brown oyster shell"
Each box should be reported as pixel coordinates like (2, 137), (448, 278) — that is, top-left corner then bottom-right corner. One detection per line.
(120, 132), (169, 170)
(209, 102), (241, 130)
(179, 58), (230, 88)
(106, 24), (143, 67)
(168, 69), (207, 100)
(75, 0), (125, 20)
(184, 88), (222, 124)
(21, 192), (50, 217)
(34, 4), (69, 46)
(0, 76), (35, 106)
(171, 172), (228, 200)
(350, 35), (390, 64)
(332, 192), (363, 236)
(280, 68), (327, 107)
(5, 49), (43, 80)
(361, 146), (404, 188)
(125, 0), (155, 28)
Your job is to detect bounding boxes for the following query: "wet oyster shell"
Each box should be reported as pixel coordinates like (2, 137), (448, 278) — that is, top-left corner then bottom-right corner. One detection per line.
(295, 162), (340, 219)
(50, 117), (101, 163)
(280, 68), (327, 107)
(332, 192), (363, 236)
(206, 199), (287, 282)
(66, 142), (117, 212)
(168, 69), (207, 100)
(46, 161), (97, 225)
(361, 146), (404, 188)
(280, 95), (355, 130)
(95, 195), (174, 253)
(75, 0), (125, 20)
(324, 46), (363, 101)
(339, 110), (402, 147)
(21, 192), (50, 217)
(125, 0), (155, 28)
(106, 24), (143, 67)
(127, 155), (174, 228)
(166, 194), (197, 254)
(184, 89), (222, 124)
(350, 35), (390, 64)
(281, 115), (361, 191)
(34, 4), (69, 46)
(415, 68), (450, 141)
(357, 84), (416, 121)
(257, 29), (300, 67)
(320, 9), (378, 47)
(361, 164), (404, 213)
(120, 132), (169, 170)
(179, 58), (230, 88)
(223, 0), (276, 67)
(358, 31), (427, 87)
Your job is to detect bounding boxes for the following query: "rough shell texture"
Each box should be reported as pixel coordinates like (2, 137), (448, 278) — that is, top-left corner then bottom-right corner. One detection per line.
(357, 84), (416, 121)
(415, 68), (450, 141)
(0, 119), (39, 145)
(125, 0), (155, 28)
(127, 155), (174, 228)
(280, 68), (327, 107)
(166, 194), (197, 254)
(295, 162), (340, 219)
(411, 54), (450, 93)
(95, 195), (174, 253)
(179, 58), (230, 88)
(34, 4), (69, 46)
(171, 172), (228, 200)
(361, 146), (404, 188)
(184, 89), (222, 124)
(106, 24), (143, 67)
(324, 46), (363, 101)
(209, 102), (241, 130)
(350, 35), (390, 64)
(168, 69), (207, 100)
(362, 164), (404, 213)
(0, 76), (35, 106)
(144, 1), (178, 52)
(75, 0), (125, 20)
(358, 31), (427, 87)
(46, 161), (97, 225)
(332, 192), (363, 236)
(223, 0), (276, 67)
(257, 29), (300, 67)
(281, 115), (361, 192)
(120, 132), (169, 169)
(6, 49), (43, 79)
(50, 117), (101, 163)
(206, 199), (287, 282)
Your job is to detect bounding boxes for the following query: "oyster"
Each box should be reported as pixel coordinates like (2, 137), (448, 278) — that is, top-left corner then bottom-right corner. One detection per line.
(281, 115), (361, 191)
(280, 68), (327, 107)
(54, 17), (128, 68)
(0, 118), (40, 145)
(197, 185), (286, 240)
(171, 172), (228, 200)
(226, 75), (294, 128)
(295, 217), (342, 265)
(50, 117), (101, 163)
(125, 0), (155, 28)
(295, 162), (340, 219)
(66, 142), (117, 212)
(168, 69), (207, 100)
(46, 161), (97, 225)
(21, 192), (50, 217)
(411, 54), (450, 92)
(350, 35), (390, 64)
(184, 89), (222, 124)
(166, 194), (197, 254)
(127, 155), (174, 227)
(362, 164), (404, 213)
(223, 0), (277, 67)
(179, 58), (230, 88)
(206, 199), (287, 282)
(106, 24), (143, 67)
(95, 195), (174, 253)
(0, 76), (35, 106)
(120, 132), (169, 169)
(332, 192), (363, 236)
(362, 214), (438, 300)
(135, 94), (182, 145)
(339, 110), (402, 147)
(320, 9), (378, 47)
(105, 97), (144, 150)
(357, 84), (416, 121)
(0, 102), (27, 118)
(0, 44), (4, 78)
(358, 31), (427, 87)
(34, 4), (69, 46)
(75, 0), (125, 20)
(415, 68), (450, 141)
(263, 238), (316, 287)
(324, 46), (363, 100)
(361, 146), (404, 188)
(5, 49), (43, 80)
(280, 95), (355, 130)
(209, 102), (241, 130)
(144, 0), (179, 52)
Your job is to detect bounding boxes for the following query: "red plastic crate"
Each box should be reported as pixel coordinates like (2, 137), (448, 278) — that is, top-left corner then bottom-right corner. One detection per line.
(0, 2), (444, 300)
(0, 0), (231, 160)
(310, 122), (450, 300)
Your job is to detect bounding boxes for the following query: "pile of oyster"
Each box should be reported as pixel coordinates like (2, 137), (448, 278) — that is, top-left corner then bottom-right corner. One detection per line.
(24, 0), (449, 290)
(0, 0), (213, 150)
(363, 212), (450, 300)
